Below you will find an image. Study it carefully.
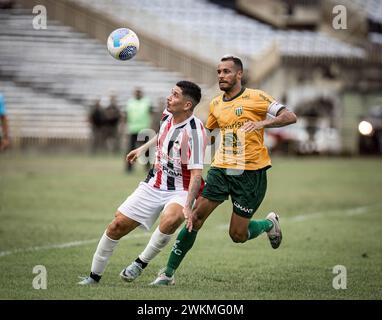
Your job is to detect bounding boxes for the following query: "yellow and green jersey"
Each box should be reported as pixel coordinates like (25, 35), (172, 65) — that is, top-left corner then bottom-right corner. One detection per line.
(206, 87), (284, 170)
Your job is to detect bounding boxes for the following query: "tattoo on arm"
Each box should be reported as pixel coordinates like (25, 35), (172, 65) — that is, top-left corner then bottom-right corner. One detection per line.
(185, 175), (202, 208)
(265, 109), (297, 128)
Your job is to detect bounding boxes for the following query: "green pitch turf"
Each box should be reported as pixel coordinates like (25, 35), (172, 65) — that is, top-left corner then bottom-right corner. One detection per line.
(0, 153), (381, 299)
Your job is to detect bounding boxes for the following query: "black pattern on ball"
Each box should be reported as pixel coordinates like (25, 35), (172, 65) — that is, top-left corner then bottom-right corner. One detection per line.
(119, 46), (137, 60)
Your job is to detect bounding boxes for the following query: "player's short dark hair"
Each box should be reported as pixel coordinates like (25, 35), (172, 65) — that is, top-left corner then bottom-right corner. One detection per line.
(176, 80), (202, 110)
(220, 55), (243, 71)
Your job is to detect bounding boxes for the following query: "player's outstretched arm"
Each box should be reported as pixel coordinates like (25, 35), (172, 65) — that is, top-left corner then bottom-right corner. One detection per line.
(126, 134), (158, 164)
(183, 169), (203, 232)
(241, 108), (297, 132)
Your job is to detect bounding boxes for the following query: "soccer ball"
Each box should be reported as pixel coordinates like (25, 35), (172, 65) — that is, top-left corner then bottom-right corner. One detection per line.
(107, 28), (139, 61)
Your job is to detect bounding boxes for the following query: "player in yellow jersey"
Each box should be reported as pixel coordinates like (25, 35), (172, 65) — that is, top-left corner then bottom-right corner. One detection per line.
(151, 55), (297, 285)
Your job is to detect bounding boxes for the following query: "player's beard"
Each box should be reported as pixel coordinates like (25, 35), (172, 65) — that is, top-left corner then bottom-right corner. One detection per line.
(219, 77), (237, 93)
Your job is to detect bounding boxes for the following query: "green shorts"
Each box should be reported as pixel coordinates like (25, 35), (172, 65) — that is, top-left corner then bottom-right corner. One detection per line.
(202, 166), (270, 218)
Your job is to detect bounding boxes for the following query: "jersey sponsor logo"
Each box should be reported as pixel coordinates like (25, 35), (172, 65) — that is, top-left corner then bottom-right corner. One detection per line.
(221, 130), (245, 155)
(158, 149), (182, 165)
(221, 147), (244, 155)
(233, 201), (254, 214)
(171, 240), (182, 255)
(222, 121), (245, 130)
(223, 131), (242, 148)
(162, 165), (182, 177)
(235, 106), (243, 116)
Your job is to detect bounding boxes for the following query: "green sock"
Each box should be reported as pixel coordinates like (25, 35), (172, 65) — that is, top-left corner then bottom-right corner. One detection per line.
(247, 219), (273, 240)
(165, 226), (198, 277)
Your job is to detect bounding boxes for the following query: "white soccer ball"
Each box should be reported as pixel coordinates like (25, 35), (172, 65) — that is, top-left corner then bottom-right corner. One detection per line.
(107, 28), (140, 61)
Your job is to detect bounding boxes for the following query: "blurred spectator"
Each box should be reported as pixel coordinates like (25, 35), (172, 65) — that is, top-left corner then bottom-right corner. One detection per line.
(145, 97), (166, 166)
(0, 93), (10, 151)
(89, 98), (105, 153)
(104, 93), (122, 153)
(151, 97), (166, 132)
(0, 0), (15, 9)
(285, 0), (295, 15)
(125, 88), (152, 172)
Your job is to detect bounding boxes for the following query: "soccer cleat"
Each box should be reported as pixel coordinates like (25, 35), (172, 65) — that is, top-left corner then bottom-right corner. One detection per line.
(266, 212), (282, 249)
(77, 276), (99, 285)
(149, 268), (175, 286)
(120, 261), (143, 282)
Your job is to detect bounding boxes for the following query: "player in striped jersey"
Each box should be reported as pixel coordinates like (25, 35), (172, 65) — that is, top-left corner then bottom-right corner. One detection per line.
(78, 81), (206, 285)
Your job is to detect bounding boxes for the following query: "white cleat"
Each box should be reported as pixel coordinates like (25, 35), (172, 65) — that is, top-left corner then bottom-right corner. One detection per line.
(120, 261), (143, 282)
(77, 276), (99, 285)
(266, 212), (282, 249)
(150, 268), (175, 286)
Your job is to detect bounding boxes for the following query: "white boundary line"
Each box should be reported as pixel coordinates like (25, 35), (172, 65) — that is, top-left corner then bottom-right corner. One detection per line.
(0, 233), (149, 258)
(0, 204), (379, 258)
(288, 204), (378, 221)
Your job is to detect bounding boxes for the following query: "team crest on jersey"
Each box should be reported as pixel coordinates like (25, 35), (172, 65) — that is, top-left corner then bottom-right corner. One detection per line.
(235, 106), (243, 116)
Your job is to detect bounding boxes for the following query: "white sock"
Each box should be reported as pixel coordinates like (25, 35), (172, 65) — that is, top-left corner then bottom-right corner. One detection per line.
(91, 231), (119, 275)
(138, 227), (173, 263)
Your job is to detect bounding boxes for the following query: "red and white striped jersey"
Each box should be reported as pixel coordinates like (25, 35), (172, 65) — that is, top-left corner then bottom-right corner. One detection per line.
(145, 110), (207, 191)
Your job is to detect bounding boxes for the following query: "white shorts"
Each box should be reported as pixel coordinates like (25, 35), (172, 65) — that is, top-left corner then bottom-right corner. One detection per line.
(117, 182), (188, 230)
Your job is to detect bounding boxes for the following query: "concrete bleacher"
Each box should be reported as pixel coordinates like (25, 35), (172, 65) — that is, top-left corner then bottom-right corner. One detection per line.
(0, 79), (89, 141)
(75, 0), (365, 62)
(0, 8), (190, 143)
(0, 9), (184, 105)
(350, 0), (382, 25)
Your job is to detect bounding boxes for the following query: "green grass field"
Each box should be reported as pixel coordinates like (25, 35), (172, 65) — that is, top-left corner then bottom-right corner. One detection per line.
(0, 153), (381, 300)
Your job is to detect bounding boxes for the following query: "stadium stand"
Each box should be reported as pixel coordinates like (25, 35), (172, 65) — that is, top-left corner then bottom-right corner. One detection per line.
(0, 9), (184, 105)
(0, 8), (187, 145)
(2, 0), (381, 154)
(75, 0), (365, 61)
(351, 0), (382, 25)
(0, 79), (89, 144)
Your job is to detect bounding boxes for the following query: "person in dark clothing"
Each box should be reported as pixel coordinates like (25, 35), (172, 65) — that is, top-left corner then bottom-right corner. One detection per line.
(104, 94), (122, 153)
(89, 98), (105, 153)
